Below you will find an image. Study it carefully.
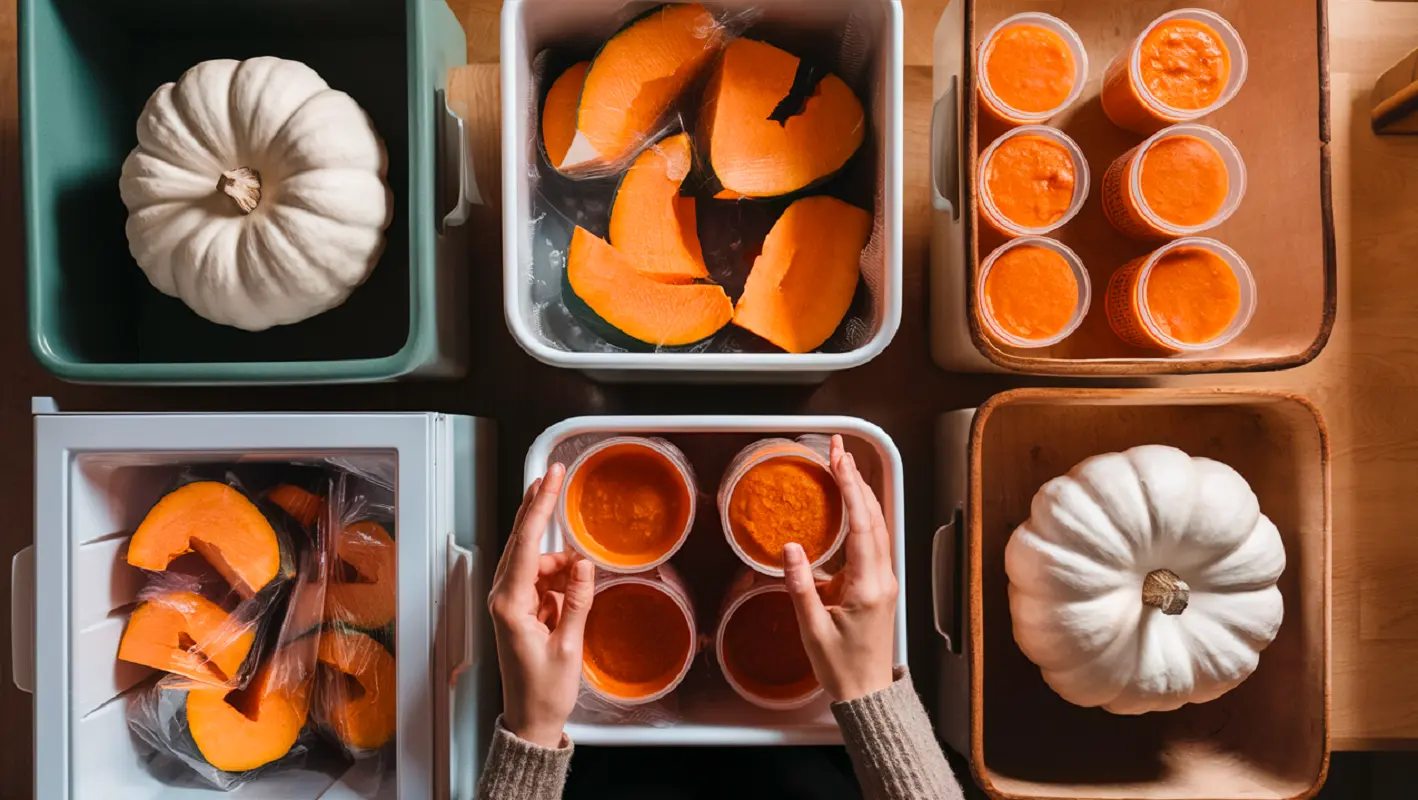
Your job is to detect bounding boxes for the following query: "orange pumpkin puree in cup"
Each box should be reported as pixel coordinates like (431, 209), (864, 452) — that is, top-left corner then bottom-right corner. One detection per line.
(566, 444), (691, 568)
(583, 582), (692, 700)
(728, 457), (842, 569)
(983, 245), (1079, 342)
(1139, 135), (1228, 228)
(984, 135), (1076, 230)
(1139, 19), (1231, 112)
(1143, 246), (1240, 345)
(722, 591), (818, 701)
(984, 24), (1077, 115)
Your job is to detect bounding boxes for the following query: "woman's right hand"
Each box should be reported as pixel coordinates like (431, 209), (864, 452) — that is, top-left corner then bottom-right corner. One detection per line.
(782, 434), (899, 703)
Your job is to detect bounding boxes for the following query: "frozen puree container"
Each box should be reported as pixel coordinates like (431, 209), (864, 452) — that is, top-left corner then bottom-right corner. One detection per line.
(22, 0), (472, 384)
(525, 415), (906, 745)
(12, 401), (495, 798)
(501, 0), (903, 383)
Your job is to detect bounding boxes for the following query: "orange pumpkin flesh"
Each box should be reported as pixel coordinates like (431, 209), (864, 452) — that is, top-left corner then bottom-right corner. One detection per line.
(267, 484), (324, 528)
(609, 132), (708, 283)
(542, 61), (590, 169)
(127, 482), (282, 599)
(317, 629), (397, 752)
(326, 521), (396, 630)
(559, 3), (724, 171)
(733, 196), (871, 353)
(118, 591), (256, 686)
(187, 660), (309, 773)
(568, 226), (732, 346)
(702, 39), (866, 198)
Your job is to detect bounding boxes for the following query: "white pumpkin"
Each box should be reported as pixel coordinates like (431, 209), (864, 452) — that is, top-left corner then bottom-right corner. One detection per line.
(1004, 445), (1286, 715)
(119, 57), (393, 331)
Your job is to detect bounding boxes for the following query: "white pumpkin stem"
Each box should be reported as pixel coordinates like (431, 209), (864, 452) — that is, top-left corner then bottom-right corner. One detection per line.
(1142, 569), (1190, 615)
(218, 167), (262, 215)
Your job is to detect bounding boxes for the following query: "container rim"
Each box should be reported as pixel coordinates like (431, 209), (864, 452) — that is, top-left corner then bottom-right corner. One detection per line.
(976, 12), (1089, 124)
(976, 236), (1091, 349)
(977, 125), (1091, 237)
(1126, 123), (1247, 237)
(714, 583), (825, 711)
(1132, 237), (1257, 352)
(1127, 8), (1249, 122)
(582, 567), (698, 707)
(717, 439), (849, 578)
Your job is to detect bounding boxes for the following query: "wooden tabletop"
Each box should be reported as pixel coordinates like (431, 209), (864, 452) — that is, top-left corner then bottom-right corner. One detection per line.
(1, 0), (1416, 794)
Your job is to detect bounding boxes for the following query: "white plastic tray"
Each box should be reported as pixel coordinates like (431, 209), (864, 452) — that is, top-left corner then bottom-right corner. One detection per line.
(524, 415), (907, 745)
(13, 400), (495, 799)
(501, 0), (904, 383)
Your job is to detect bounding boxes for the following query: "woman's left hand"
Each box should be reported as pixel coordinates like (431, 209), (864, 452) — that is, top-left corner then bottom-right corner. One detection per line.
(487, 464), (596, 748)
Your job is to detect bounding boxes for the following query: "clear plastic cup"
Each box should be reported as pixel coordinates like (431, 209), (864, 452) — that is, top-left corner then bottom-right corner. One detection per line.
(718, 436), (848, 578)
(582, 563), (698, 706)
(1101, 124), (1245, 240)
(1101, 9), (1248, 134)
(715, 570), (823, 711)
(977, 12), (1089, 125)
(978, 125), (1091, 237)
(1104, 237), (1256, 352)
(976, 237), (1091, 349)
(558, 436), (696, 574)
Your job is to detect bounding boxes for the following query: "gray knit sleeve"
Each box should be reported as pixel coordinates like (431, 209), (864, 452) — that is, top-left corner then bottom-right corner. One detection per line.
(832, 667), (966, 800)
(475, 717), (574, 800)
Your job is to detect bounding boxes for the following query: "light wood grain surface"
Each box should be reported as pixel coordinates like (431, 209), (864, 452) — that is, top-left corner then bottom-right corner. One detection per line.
(0, 1), (1416, 795)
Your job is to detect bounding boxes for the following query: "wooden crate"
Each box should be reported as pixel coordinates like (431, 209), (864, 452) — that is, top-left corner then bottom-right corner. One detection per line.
(938, 389), (1331, 799)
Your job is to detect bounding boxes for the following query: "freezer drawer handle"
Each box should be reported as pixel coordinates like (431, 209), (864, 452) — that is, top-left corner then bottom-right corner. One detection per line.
(11, 545), (34, 693)
(447, 536), (476, 682)
(438, 88), (474, 233)
(931, 75), (961, 221)
(932, 510), (964, 655)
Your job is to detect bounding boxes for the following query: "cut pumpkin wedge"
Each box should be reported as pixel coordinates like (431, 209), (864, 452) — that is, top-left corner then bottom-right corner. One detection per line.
(326, 521), (397, 630)
(558, 3), (724, 172)
(127, 482), (283, 598)
(568, 227), (732, 346)
(317, 629), (397, 752)
(267, 484), (324, 528)
(702, 39), (866, 198)
(118, 590), (256, 686)
(187, 659), (310, 773)
(734, 196), (871, 353)
(542, 61), (590, 168)
(609, 132), (708, 283)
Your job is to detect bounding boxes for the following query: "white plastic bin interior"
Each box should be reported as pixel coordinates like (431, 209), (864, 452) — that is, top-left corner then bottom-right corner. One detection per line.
(524, 415), (907, 745)
(22, 409), (489, 799)
(501, 0), (904, 381)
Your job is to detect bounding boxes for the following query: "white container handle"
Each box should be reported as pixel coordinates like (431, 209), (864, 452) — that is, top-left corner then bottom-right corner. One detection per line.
(438, 89), (474, 232)
(931, 75), (961, 220)
(446, 536), (477, 684)
(932, 511), (964, 655)
(10, 545), (34, 693)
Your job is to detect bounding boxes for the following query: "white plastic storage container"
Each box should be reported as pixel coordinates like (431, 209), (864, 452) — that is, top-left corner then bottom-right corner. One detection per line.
(525, 415), (907, 744)
(501, 0), (904, 383)
(11, 400), (496, 799)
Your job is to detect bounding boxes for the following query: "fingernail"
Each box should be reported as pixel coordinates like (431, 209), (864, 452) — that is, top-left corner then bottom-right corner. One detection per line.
(784, 542), (804, 566)
(574, 559), (594, 581)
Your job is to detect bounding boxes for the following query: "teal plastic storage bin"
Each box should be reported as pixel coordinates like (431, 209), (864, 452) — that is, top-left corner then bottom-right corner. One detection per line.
(21, 0), (471, 384)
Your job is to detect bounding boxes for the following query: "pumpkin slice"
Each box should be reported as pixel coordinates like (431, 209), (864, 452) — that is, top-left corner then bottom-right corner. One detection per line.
(187, 659), (310, 773)
(568, 227), (732, 346)
(127, 482), (283, 598)
(326, 521), (397, 630)
(118, 591), (256, 686)
(267, 484), (324, 528)
(733, 196), (871, 353)
(317, 629), (397, 752)
(702, 39), (866, 198)
(558, 3), (724, 172)
(608, 132), (708, 283)
(542, 61), (590, 168)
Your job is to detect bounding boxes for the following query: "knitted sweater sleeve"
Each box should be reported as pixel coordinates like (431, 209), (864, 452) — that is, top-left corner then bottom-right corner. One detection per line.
(832, 667), (966, 800)
(475, 716), (574, 800)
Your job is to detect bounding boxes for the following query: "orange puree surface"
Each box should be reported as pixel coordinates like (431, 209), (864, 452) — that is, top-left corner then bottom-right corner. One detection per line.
(985, 135), (1076, 229)
(1144, 247), (1240, 344)
(728, 457), (842, 568)
(983, 245), (1079, 341)
(723, 591), (818, 700)
(1139, 135), (1228, 227)
(584, 583), (691, 698)
(568, 444), (690, 566)
(985, 24), (1076, 114)
(1139, 19), (1230, 111)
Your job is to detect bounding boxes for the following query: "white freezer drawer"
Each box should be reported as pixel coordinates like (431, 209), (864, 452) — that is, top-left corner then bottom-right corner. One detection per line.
(12, 401), (496, 800)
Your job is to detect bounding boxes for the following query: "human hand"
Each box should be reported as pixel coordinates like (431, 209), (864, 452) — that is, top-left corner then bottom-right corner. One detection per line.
(487, 464), (596, 748)
(783, 435), (898, 702)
